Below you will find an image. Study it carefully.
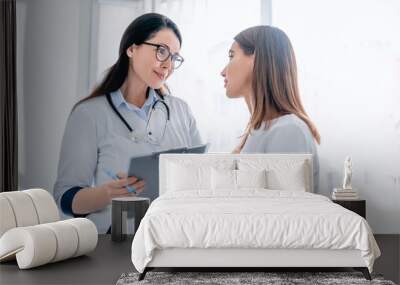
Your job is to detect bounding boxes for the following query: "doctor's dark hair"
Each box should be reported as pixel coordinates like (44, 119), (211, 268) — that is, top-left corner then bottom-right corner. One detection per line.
(77, 13), (181, 105)
(233, 26), (320, 152)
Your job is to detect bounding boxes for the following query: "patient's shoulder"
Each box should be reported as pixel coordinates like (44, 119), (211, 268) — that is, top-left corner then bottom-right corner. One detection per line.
(265, 114), (315, 151)
(269, 114), (310, 136)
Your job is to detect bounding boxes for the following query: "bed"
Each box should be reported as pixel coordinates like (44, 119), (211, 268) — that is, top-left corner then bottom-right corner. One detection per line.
(131, 154), (380, 280)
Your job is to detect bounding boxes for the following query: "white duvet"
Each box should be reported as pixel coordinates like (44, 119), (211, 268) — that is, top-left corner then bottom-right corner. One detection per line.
(131, 190), (380, 273)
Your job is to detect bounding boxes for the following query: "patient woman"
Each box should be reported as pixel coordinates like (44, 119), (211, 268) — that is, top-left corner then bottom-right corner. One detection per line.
(221, 26), (320, 191)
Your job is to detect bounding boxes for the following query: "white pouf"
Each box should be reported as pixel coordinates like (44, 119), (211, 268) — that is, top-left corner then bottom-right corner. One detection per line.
(0, 189), (98, 269)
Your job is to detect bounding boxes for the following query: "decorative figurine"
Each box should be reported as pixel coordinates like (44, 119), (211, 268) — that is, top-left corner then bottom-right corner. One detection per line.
(342, 156), (353, 190)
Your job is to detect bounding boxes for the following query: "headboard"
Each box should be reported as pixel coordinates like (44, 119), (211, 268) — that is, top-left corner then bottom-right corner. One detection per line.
(159, 153), (313, 195)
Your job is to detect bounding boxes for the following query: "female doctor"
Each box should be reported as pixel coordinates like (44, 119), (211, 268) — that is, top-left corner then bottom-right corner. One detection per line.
(53, 13), (202, 233)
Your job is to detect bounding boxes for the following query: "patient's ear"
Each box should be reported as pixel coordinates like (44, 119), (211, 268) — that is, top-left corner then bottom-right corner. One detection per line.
(250, 54), (255, 66)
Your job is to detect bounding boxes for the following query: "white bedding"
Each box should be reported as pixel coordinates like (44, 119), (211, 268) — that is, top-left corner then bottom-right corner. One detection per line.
(131, 190), (380, 273)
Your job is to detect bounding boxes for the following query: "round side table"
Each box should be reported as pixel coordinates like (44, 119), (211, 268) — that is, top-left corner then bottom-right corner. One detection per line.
(111, 197), (150, 242)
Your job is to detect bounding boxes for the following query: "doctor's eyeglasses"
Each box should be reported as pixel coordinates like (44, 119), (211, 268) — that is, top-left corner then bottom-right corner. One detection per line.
(142, 42), (184, 69)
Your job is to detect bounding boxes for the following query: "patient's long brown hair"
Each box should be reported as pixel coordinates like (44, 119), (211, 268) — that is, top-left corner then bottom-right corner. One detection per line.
(234, 26), (320, 152)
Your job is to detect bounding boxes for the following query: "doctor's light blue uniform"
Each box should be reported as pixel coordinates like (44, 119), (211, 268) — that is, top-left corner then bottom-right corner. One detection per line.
(53, 89), (202, 233)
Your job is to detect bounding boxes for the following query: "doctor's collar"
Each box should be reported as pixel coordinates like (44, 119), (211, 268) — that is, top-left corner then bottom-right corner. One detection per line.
(111, 88), (157, 111)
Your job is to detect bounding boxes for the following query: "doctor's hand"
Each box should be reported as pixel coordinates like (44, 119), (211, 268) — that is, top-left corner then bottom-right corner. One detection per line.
(98, 172), (145, 204)
(71, 174), (145, 214)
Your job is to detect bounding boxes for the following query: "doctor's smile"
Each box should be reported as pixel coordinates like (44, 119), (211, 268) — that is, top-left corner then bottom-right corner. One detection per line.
(153, 69), (167, 81)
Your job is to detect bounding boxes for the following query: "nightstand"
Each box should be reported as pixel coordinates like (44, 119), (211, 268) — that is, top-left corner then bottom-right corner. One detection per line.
(332, 199), (366, 219)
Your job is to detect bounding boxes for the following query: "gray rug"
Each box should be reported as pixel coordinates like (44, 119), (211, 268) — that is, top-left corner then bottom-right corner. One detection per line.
(116, 271), (396, 285)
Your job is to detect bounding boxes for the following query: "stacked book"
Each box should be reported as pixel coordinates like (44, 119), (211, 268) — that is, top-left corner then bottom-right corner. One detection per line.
(332, 188), (359, 200)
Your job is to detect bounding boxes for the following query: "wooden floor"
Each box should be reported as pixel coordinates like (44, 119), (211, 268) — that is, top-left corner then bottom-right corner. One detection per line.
(0, 234), (398, 284)
(373, 234), (400, 284)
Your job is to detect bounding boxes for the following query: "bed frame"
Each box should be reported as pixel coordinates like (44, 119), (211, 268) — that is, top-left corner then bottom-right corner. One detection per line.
(138, 154), (372, 281)
(139, 248), (371, 280)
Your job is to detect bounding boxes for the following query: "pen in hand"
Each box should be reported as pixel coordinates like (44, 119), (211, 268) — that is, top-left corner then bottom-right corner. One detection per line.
(104, 169), (137, 194)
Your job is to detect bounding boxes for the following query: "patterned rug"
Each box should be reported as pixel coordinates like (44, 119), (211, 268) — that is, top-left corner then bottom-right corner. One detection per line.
(116, 271), (396, 285)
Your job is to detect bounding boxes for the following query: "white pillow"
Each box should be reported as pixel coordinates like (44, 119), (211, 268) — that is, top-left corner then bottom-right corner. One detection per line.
(266, 163), (307, 191)
(211, 168), (268, 190)
(236, 169), (268, 189)
(238, 159), (308, 191)
(167, 162), (211, 191)
(211, 168), (236, 190)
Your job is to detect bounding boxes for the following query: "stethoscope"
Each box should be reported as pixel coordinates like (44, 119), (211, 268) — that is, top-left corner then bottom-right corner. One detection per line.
(106, 90), (170, 144)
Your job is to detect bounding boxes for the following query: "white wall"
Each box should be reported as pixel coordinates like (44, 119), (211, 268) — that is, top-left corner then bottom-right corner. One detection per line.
(17, 0), (92, 194)
(272, 0), (400, 234)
